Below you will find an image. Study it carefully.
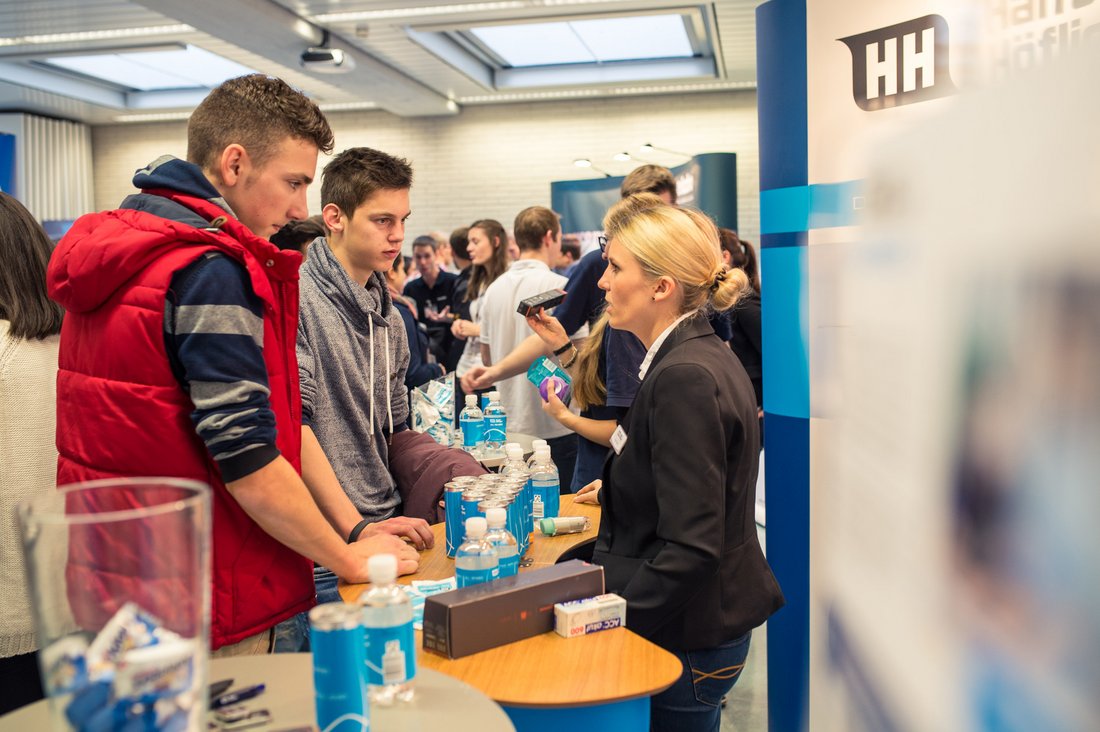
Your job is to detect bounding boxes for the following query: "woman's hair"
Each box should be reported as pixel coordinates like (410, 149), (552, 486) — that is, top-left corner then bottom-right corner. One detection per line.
(466, 219), (510, 301)
(0, 192), (64, 340)
(602, 194), (749, 314)
(718, 228), (760, 294)
(569, 311), (609, 410)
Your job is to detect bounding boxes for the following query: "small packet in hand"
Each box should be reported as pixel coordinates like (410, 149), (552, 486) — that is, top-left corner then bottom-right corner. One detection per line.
(527, 357), (571, 405)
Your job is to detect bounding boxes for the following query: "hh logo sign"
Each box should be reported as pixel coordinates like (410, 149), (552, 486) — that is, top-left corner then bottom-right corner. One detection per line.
(840, 15), (957, 111)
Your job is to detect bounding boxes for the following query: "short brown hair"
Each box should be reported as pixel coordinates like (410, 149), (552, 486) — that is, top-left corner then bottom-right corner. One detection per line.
(620, 164), (677, 204)
(321, 147), (413, 218)
(187, 75), (334, 173)
(270, 215), (327, 253)
(450, 227), (470, 261)
(0, 192), (63, 340)
(513, 206), (560, 252)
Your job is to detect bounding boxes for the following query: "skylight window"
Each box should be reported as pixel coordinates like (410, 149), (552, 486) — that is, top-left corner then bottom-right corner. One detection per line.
(42, 45), (256, 91)
(470, 14), (694, 68)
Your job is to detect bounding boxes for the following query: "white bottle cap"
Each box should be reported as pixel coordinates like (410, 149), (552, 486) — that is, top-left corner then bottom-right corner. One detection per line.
(465, 394), (478, 407)
(505, 444), (523, 460)
(489, 391), (500, 401)
(531, 439), (548, 451)
(534, 445), (550, 459)
(485, 507), (506, 528)
(368, 553), (397, 584)
(465, 516), (487, 538)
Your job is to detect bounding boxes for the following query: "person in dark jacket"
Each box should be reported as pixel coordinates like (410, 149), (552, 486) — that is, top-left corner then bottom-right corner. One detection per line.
(575, 194), (784, 732)
(387, 254), (445, 391)
(719, 229), (762, 409)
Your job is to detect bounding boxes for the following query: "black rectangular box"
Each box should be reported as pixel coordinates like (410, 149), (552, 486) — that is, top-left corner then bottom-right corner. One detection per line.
(422, 560), (605, 659)
(516, 288), (567, 317)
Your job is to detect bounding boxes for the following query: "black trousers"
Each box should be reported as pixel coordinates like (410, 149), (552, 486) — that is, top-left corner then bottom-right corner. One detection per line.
(0, 651), (44, 715)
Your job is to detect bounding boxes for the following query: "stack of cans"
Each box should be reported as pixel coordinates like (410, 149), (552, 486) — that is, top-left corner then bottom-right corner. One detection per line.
(444, 472), (534, 559)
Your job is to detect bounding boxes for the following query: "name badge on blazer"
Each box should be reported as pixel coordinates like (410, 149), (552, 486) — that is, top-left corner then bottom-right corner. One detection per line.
(610, 425), (628, 455)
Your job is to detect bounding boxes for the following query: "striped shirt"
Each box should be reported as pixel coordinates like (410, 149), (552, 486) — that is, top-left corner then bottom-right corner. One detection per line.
(165, 252), (278, 482)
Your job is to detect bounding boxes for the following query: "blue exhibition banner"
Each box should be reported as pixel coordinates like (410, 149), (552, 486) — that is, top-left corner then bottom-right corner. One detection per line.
(551, 152), (738, 236)
(0, 134), (15, 195)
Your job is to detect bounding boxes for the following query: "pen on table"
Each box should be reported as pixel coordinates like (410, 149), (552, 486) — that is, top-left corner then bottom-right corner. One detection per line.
(211, 683), (266, 709)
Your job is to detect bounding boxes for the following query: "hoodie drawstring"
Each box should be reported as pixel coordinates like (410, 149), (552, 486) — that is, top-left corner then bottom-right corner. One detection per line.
(385, 329), (393, 435)
(366, 314), (395, 437)
(368, 316), (376, 436)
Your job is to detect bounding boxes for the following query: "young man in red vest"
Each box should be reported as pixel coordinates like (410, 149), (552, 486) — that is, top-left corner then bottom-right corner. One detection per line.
(47, 75), (420, 655)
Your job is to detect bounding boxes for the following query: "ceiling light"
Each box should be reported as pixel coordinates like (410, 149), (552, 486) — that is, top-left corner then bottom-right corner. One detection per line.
(113, 111), (193, 123)
(639, 142), (691, 158)
(573, 159), (611, 177)
(458, 88), (604, 103)
(314, 3), (525, 23)
(613, 152), (631, 162)
(318, 102), (378, 111)
(0, 25), (193, 47)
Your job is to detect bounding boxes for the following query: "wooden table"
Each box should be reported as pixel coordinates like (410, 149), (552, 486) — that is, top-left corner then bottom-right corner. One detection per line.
(0, 654), (513, 732)
(341, 494), (600, 596)
(340, 495), (682, 732)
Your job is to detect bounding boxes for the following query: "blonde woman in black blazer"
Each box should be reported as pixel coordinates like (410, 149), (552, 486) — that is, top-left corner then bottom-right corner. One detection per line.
(576, 194), (784, 732)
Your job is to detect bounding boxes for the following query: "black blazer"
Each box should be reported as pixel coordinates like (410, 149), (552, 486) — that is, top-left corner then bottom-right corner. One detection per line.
(593, 314), (784, 651)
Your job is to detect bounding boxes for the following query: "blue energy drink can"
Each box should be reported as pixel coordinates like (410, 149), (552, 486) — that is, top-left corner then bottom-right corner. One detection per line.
(309, 603), (368, 732)
(444, 481), (464, 557)
(461, 489), (489, 526)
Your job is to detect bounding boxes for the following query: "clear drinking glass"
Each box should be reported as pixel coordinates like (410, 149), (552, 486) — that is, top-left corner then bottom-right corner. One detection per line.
(18, 478), (211, 731)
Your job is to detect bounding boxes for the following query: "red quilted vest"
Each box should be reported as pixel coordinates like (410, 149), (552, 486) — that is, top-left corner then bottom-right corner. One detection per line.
(48, 190), (313, 649)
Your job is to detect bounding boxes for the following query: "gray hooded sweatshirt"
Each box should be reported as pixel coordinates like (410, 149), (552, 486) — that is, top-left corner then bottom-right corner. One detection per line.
(298, 238), (410, 522)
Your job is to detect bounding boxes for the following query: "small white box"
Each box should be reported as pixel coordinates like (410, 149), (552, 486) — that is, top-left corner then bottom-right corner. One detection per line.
(553, 593), (627, 638)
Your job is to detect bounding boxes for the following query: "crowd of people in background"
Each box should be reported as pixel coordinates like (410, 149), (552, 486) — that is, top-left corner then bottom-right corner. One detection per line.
(0, 72), (776, 730)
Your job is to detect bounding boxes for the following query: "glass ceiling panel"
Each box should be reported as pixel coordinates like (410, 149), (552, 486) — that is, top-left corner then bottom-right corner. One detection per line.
(471, 22), (592, 67)
(470, 14), (693, 68)
(44, 45), (256, 91)
(573, 15), (693, 63)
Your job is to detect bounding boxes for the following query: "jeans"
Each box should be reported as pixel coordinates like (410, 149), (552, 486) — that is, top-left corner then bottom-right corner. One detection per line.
(272, 611), (311, 653)
(314, 565), (342, 605)
(650, 632), (752, 732)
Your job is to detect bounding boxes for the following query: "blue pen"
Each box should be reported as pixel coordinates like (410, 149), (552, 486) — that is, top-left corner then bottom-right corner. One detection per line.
(211, 683), (266, 709)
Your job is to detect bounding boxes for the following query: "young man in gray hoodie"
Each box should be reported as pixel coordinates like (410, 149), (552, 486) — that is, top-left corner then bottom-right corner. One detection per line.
(298, 147), (435, 603)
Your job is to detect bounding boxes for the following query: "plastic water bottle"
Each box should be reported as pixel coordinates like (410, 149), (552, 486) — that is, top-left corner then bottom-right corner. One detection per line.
(526, 439), (548, 468)
(483, 391), (508, 455)
(360, 554), (416, 705)
(455, 517), (499, 588)
(500, 444), (532, 543)
(459, 394), (484, 455)
(530, 446), (560, 520)
(484, 507), (519, 578)
(500, 443), (529, 479)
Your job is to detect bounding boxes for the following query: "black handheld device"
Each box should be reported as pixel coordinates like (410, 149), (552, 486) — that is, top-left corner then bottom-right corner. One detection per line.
(517, 288), (567, 317)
